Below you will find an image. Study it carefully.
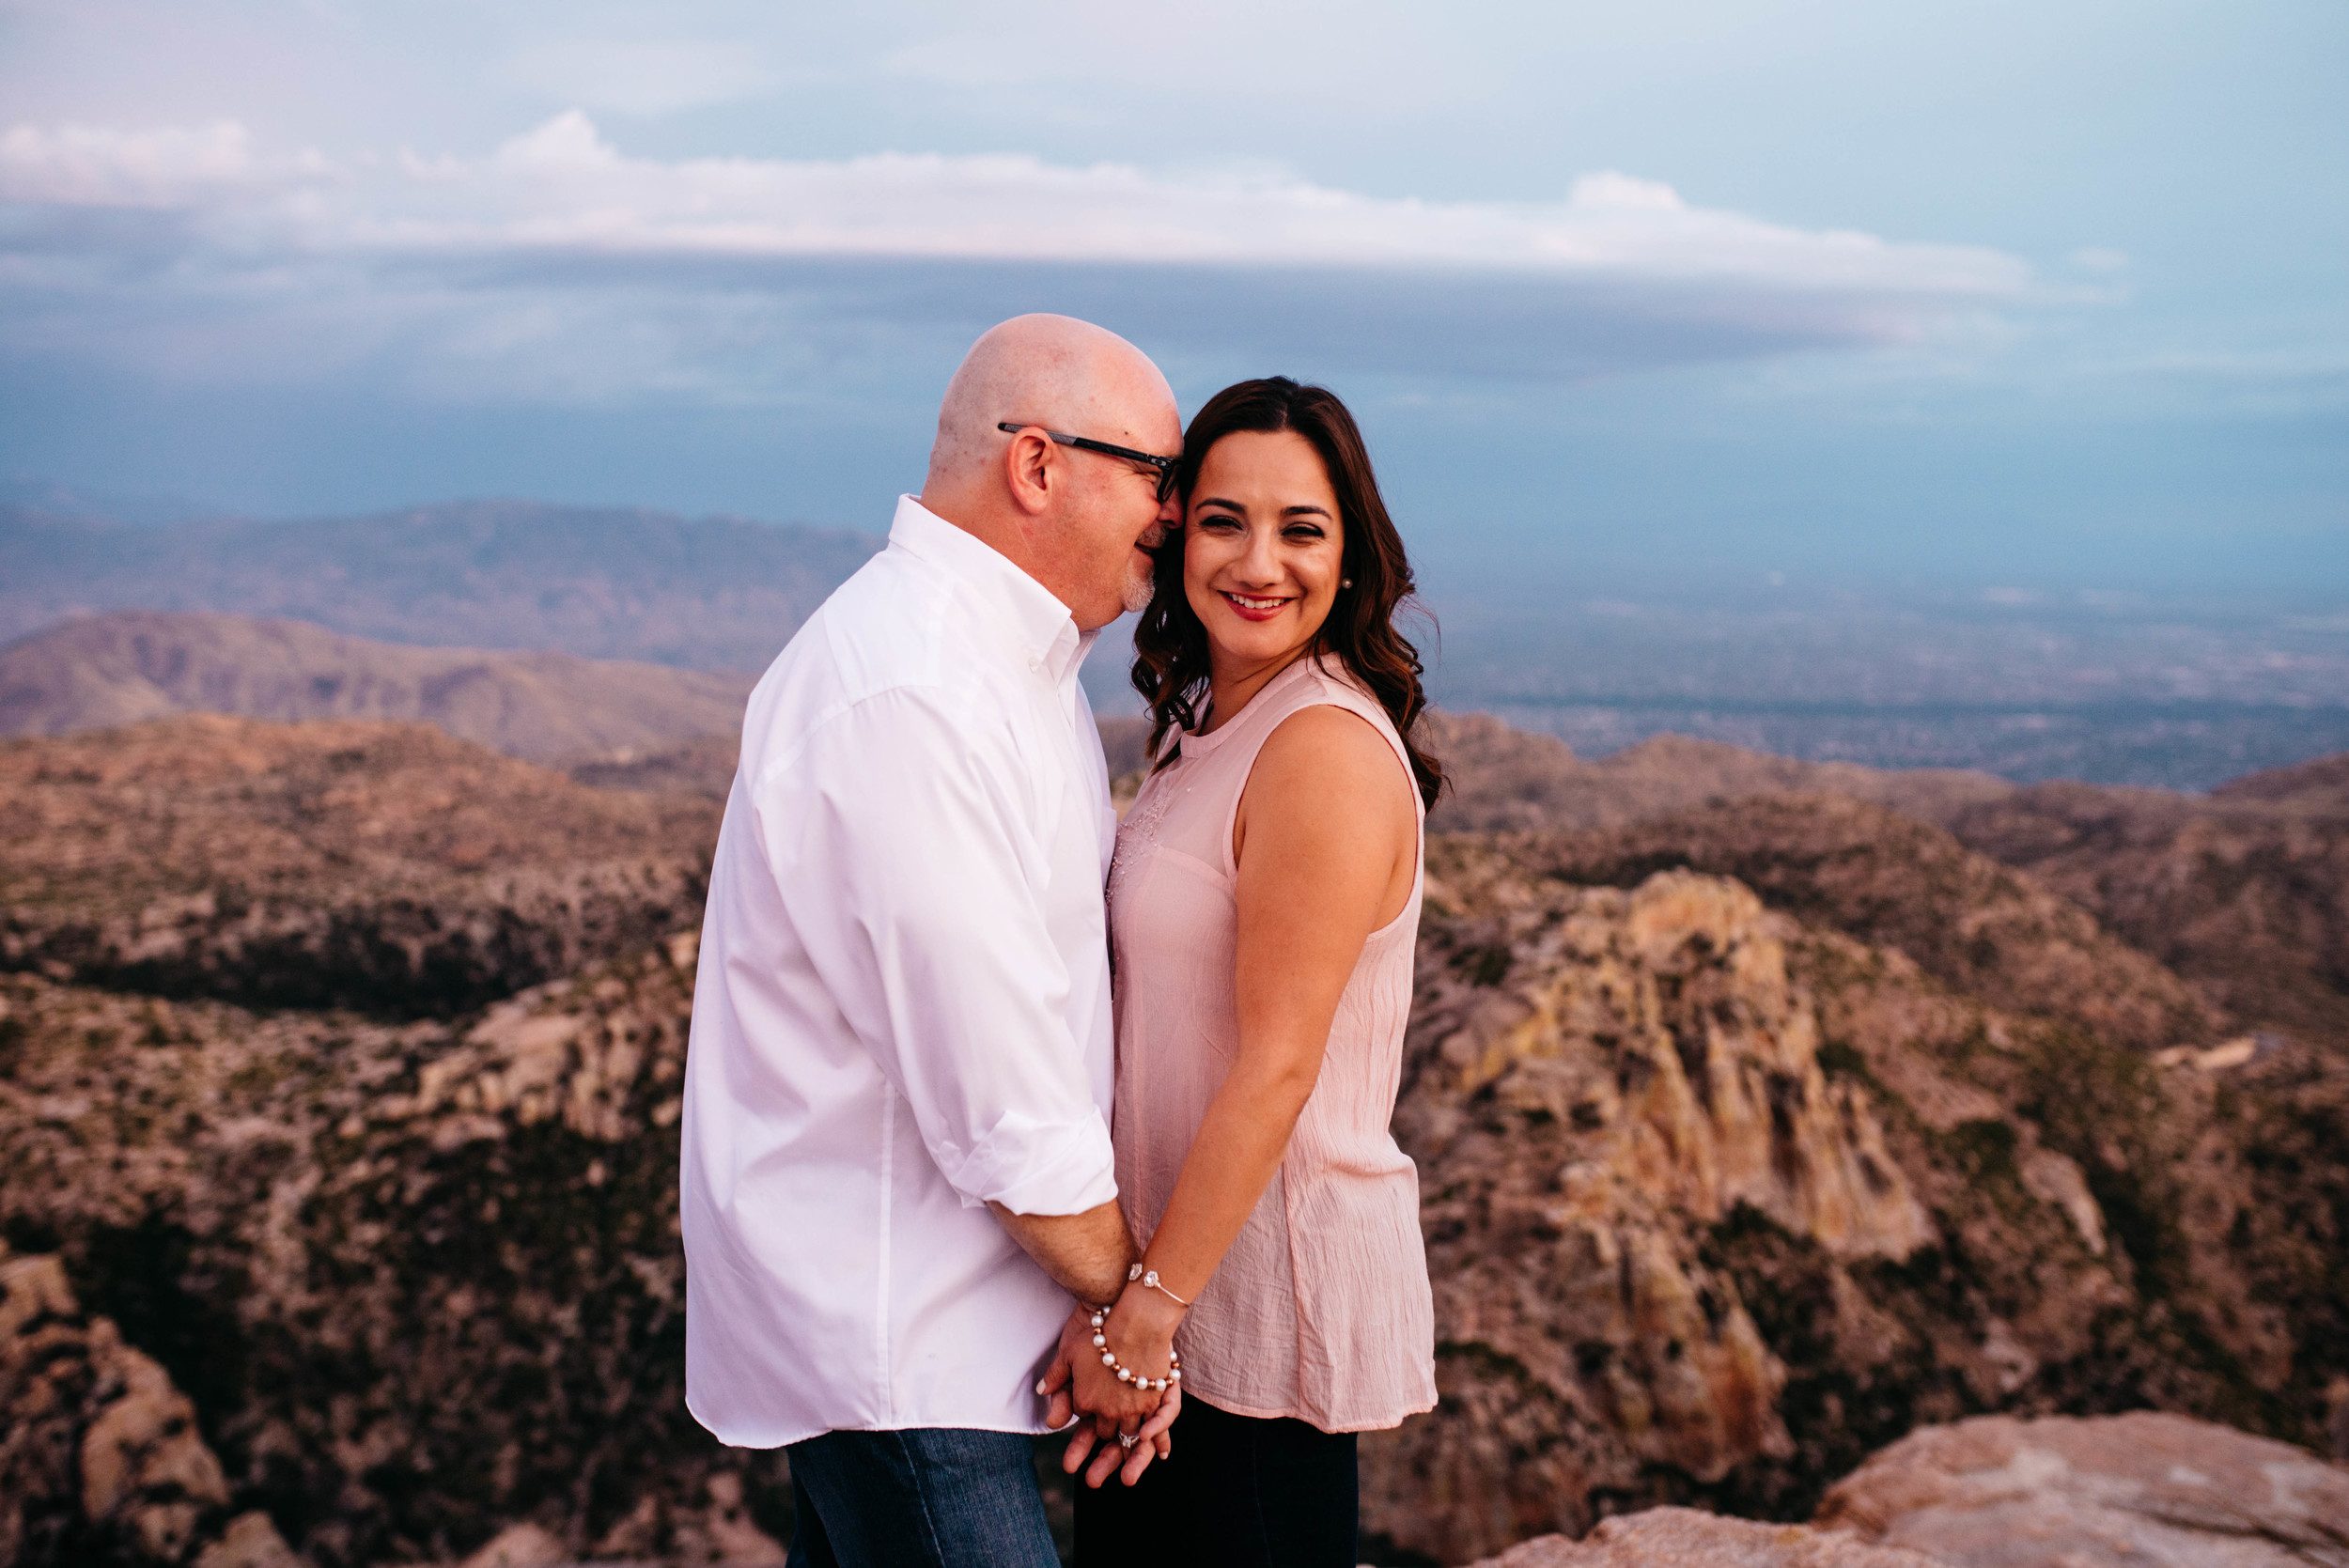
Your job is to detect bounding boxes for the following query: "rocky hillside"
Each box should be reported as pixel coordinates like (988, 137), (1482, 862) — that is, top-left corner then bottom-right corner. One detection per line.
(0, 613), (754, 762)
(0, 716), (717, 1016)
(1423, 715), (2349, 1055)
(0, 498), (880, 672)
(0, 941), (786, 1568)
(1936, 769), (2349, 1043)
(2, 709), (2345, 1566)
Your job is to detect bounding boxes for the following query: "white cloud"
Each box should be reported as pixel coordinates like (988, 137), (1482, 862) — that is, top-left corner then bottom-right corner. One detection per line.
(4, 111), (2028, 292)
(0, 120), (327, 208)
(0, 111), (2037, 399)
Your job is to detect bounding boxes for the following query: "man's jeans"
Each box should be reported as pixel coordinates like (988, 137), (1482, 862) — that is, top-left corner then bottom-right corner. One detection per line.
(785, 1427), (1059, 1568)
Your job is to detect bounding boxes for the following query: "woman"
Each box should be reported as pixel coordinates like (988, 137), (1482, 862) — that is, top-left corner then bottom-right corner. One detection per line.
(1056, 377), (1443, 1565)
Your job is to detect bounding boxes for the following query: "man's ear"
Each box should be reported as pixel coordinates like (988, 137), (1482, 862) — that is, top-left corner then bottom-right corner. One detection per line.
(1004, 428), (1057, 517)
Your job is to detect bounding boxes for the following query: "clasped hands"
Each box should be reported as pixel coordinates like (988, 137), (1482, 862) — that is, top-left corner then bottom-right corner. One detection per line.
(1035, 1282), (1185, 1489)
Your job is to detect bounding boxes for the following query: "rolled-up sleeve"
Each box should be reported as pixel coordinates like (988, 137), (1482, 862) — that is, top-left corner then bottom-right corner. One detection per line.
(757, 685), (1116, 1217)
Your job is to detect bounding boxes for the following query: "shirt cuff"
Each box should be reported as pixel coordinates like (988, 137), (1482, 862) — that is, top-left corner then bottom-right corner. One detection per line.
(941, 1107), (1118, 1216)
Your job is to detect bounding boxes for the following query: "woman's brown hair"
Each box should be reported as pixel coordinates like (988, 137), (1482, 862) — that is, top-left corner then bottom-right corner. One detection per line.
(1130, 377), (1445, 811)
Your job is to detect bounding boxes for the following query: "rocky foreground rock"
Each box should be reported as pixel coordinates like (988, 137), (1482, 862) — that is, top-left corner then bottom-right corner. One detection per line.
(1459, 1411), (2349, 1567)
(1466, 1508), (1940, 1568)
(1818, 1411), (2349, 1567)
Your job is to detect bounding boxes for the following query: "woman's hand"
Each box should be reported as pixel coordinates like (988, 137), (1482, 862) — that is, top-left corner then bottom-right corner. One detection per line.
(1038, 1289), (1184, 1485)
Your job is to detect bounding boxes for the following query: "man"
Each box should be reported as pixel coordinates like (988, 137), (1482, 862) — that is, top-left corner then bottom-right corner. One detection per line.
(681, 315), (1183, 1566)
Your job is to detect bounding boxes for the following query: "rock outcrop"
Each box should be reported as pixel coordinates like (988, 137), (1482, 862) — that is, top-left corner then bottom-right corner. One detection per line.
(1498, 794), (2221, 1056)
(0, 716), (718, 1015)
(1421, 714), (2349, 1056)
(1, 1244), (303, 1566)
(1363, 865), (1929, 1556)
(1360, 833), (2345, 1561)
(1815, 1411), (2349, 1567)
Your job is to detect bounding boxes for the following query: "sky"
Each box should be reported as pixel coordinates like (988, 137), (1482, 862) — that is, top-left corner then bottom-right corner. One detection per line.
(3, 0), (2344, 597)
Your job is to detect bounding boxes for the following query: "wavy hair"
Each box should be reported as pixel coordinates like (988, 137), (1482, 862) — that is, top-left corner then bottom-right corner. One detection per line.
(1129, 377), (1444, 811)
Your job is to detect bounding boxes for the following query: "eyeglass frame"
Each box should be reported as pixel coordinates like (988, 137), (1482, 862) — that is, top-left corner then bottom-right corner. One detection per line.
(997, 422), (1181, 502)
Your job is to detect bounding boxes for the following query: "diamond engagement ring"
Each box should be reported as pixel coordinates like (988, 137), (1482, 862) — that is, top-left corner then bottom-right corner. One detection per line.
(1119, 1434), (1138, 1450)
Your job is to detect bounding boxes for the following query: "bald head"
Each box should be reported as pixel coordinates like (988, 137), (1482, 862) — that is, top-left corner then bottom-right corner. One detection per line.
(917, 315), (1182, 630)
(925, 314), (1175, 495)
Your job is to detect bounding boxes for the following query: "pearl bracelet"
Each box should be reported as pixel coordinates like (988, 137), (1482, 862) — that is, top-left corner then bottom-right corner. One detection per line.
(1090, 1300), (1181, 1392)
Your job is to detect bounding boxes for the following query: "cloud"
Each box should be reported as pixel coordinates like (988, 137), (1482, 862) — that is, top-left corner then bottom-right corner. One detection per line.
(0, 120), (328, 207)
(0, 111), (2035, 401)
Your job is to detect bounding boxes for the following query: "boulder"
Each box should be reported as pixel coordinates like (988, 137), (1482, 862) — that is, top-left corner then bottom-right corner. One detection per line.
(1815, 1411), (2349, 1567)
(1466, 1508), (1942, 1567)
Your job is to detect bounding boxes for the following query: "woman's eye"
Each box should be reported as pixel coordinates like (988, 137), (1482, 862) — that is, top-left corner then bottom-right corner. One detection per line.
(1283, 524), (1326, 541)
(1196, 514), (1243, 533)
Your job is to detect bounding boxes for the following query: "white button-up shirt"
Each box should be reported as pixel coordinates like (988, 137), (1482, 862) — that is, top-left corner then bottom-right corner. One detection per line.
(681, 495), (1119, 1449)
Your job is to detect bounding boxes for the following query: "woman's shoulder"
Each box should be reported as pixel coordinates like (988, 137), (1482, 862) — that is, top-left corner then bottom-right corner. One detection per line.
(1251, 697), (1415, 817)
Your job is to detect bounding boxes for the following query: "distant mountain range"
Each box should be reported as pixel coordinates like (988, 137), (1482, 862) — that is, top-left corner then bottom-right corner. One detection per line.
(0, 495), (880, 672)
(8, 487), (2341, 787)
(0, 611), (754, 763)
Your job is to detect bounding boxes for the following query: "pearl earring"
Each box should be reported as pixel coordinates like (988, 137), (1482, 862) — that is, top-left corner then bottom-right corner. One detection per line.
(1341, 579), (1353, 589)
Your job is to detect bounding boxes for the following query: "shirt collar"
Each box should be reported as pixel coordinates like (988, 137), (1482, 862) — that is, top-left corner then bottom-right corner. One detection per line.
(887, 495), (1094, 686)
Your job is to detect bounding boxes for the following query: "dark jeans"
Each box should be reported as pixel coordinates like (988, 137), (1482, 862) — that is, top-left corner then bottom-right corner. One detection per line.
(785, 1426), (1060, 1568)
(1071, 1394), (1358, 1568)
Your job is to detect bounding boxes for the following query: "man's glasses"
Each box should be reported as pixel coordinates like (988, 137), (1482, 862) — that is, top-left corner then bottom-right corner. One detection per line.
(997, 422), (1181, 502)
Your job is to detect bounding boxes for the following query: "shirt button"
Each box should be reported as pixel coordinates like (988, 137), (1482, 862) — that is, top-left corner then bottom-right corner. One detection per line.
(1028, 656), (1043, 672)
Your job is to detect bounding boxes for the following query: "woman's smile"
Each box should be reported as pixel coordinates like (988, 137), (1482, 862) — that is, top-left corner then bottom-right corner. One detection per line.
(1219, 590), (1294, 620)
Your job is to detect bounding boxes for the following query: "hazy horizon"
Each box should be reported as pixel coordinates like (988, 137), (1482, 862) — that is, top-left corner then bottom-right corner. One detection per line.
(8, 483), (2342, 789)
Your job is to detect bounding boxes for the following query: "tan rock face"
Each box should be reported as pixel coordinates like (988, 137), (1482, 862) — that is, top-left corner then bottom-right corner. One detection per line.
(0, 1245), (261, 1567)
(1364, 862), (1937, 1559)
(456, 1521), (568, 1568)
(79, 1324), (233, 1559)
(1361, 831), (2349, 1562)
(1499, 793), (2220, 1057)
(1466, 1509), (1943, 1568)
(1815, 1411), (2349, 1567)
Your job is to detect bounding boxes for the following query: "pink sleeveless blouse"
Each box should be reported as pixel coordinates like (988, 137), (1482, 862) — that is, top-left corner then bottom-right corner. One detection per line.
(1107, 655), (1437, 1433)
